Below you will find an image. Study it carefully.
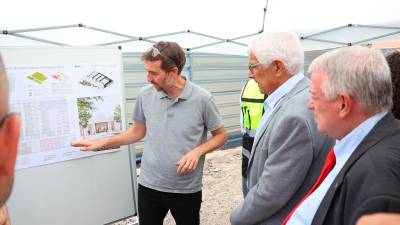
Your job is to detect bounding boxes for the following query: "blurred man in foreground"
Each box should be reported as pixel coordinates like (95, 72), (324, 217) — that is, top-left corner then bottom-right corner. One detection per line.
(0, 55), (21, 224)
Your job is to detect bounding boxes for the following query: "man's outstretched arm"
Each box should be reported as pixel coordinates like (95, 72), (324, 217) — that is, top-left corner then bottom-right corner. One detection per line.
(71, 121), (146, 151)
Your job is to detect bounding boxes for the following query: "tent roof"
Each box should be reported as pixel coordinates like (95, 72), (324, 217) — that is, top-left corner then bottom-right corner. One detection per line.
(1, 0), (399, 55)
(1, 23), (399, 55)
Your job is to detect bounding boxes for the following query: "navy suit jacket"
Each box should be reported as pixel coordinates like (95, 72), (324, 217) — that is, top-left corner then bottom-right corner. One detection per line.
(312, 112), (400, 225)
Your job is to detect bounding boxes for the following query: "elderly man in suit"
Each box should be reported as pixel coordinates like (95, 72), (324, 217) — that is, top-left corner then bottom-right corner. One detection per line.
(230, 32), (333, 225)
(284, 46), (400, 225)
(0, 55), (21, 224)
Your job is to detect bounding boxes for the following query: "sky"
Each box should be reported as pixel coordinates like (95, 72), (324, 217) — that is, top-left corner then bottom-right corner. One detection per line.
(1, 0), (399, 54)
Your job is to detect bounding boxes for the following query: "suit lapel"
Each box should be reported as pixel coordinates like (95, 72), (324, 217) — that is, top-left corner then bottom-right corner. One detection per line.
(312, 112), (399, 225)
(247, 77), (310, 168)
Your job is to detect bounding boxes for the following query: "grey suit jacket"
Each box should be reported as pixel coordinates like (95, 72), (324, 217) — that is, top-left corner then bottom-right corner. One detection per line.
(230, 77), (334, 225)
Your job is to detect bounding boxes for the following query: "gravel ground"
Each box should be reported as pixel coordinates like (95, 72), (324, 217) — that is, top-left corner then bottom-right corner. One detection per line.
(164, 147), (243, 225)
(113, 147), (243, 225)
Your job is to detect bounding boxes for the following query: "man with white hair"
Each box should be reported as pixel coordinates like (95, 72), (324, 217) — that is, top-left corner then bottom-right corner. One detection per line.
(283, 46), (400, 225)
(0, 55), (21, 224)
(230, 32), (333, 225)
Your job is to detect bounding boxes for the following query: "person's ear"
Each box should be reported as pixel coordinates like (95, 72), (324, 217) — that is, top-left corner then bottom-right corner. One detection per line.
(338, 93), (352, 118)
(0, 115), (20, 177)
(275, 62), (280, 72)
(274, 60), (286, 76)
(168, 66), (179, 77)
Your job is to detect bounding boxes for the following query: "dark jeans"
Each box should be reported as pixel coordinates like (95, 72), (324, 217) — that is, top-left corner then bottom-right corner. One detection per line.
(138, 184), (202, 225)
(242, 175), (249, 197)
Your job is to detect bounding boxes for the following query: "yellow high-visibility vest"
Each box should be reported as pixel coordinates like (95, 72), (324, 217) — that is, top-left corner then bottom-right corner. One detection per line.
(241, 79), (267, 134)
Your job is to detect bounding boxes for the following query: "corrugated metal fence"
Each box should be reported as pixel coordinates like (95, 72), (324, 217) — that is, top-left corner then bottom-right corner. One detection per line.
(123, 52), (248, 158)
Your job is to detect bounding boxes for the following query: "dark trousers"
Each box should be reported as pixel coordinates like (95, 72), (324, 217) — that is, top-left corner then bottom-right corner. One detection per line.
(138, 184), (202, 225)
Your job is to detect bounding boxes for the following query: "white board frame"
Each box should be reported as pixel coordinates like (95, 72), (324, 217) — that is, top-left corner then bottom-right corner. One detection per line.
(1, 46), (137, 225)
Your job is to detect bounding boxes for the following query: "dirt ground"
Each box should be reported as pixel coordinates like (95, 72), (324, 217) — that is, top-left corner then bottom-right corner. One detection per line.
(115, 147), (244, 225)
(164, 147), (243, 225)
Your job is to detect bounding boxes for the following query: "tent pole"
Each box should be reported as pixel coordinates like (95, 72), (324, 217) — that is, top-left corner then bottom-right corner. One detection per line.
(5, 24), (80, 34)
(302, 24), (350, 39)
(261, 0), (269, 33)
(353, 30), (400, 45)
(82, 24), (138, 39)
(9, 33), (68, 46)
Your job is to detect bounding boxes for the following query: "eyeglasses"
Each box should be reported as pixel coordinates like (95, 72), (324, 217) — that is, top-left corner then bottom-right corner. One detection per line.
(248, 63), (261, 72)
(146, 45), (178, 69)
(148, 46), (172, 60)
(149, 46), (163, 58)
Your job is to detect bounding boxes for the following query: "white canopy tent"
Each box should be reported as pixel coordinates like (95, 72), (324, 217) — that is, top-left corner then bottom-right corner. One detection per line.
(1, 0), (399, 152)
(1, 0), (399, 54)
(2, 2), (399, 224)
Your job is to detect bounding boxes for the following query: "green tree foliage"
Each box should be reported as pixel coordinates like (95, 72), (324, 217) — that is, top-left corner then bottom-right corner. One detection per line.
(77, 98), (95, 129)
(77, 96), (104, 129)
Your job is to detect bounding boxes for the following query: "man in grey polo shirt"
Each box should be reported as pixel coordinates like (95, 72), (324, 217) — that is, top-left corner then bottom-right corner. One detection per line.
(71, 41), (227, 225)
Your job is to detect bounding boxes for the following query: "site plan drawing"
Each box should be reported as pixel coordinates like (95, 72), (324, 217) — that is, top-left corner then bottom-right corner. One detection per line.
(7, 63), (125, 169)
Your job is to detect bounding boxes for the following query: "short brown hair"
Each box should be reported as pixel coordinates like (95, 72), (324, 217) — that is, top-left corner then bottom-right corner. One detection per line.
(142, 41), (186, 74)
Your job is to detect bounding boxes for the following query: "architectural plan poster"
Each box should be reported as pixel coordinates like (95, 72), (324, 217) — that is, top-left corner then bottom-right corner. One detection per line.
(7, 63), (125, 169)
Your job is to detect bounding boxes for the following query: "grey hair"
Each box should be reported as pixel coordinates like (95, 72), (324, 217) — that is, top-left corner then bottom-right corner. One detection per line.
(248, 32), (304, 75)
(309, 46), (392, 111)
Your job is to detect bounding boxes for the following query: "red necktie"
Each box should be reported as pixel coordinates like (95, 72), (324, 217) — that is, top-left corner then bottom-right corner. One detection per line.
(281, 148), (336, 225)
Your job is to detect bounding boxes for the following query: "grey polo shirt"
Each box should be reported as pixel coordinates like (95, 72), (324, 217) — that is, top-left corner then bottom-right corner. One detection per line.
(133, 79), (223, 193)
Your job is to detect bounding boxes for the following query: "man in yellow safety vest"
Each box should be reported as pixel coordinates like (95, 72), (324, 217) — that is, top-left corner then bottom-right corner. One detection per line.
(240, 78), (266, 196)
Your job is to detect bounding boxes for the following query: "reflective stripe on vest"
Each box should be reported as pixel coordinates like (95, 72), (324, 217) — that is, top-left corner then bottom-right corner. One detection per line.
(241, 79), (266, 136)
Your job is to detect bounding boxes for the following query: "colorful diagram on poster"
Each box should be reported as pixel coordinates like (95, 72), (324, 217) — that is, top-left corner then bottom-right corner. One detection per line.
(6, 63), (125, 169)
